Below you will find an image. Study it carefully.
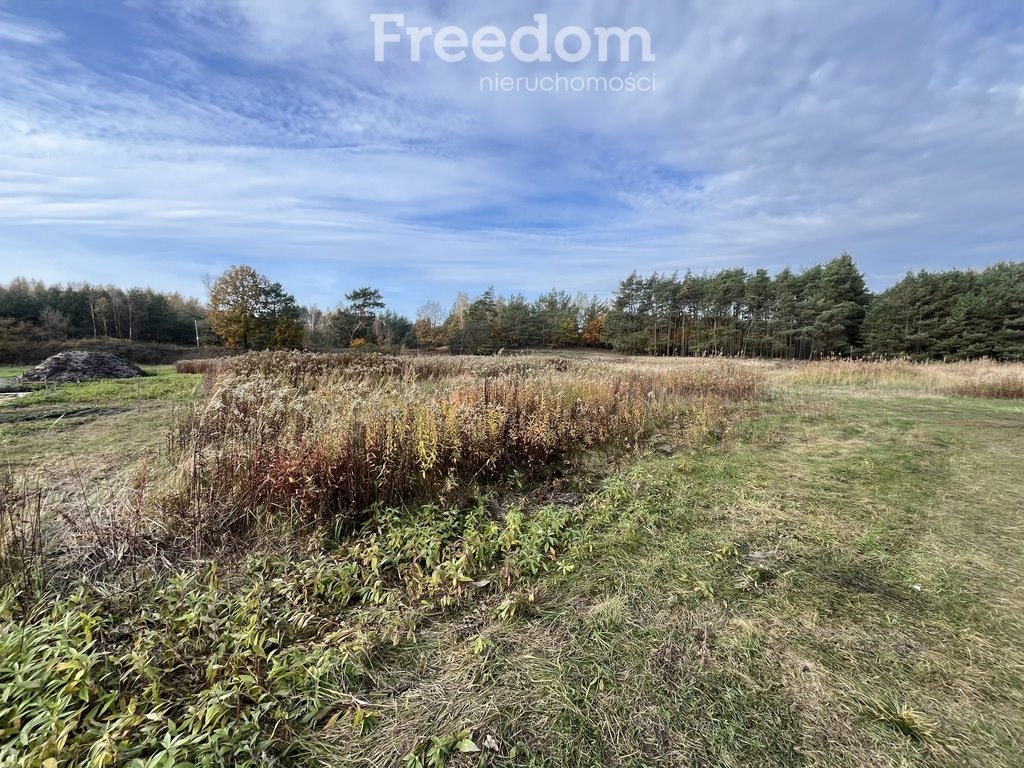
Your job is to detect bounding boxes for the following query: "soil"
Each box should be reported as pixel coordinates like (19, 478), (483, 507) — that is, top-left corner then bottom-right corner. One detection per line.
(19, 351), (147, 384)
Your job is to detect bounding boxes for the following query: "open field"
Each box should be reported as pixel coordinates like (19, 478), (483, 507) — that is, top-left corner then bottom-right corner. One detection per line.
(0, 367), (201, 525)
(2, 355), (1023, 767)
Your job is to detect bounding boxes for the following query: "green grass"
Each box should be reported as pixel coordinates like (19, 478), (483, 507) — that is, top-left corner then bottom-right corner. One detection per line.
(316, 390), (1024, 767)
(0, 367), (28, 380)
(9, 365), (201, 405)
(3, 369), (1023, 767)
(0, 367), (202, 512)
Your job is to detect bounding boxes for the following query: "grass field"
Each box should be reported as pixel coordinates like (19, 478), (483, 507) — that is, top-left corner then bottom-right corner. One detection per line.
(1, 355), (1022, 767)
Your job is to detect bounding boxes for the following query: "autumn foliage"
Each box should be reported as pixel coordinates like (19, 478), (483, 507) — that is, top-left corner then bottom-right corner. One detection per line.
(169, 352), (765, 540)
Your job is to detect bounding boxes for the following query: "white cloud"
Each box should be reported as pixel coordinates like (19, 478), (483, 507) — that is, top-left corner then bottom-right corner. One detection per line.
(0, 13), (61, 45)
(0, 0), (1022, 312)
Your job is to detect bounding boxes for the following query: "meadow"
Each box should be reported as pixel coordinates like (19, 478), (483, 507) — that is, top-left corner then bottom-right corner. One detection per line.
(1, 353), (1023, 767)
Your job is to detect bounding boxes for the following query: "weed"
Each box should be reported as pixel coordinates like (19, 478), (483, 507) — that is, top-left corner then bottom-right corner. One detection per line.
(166, 352), (765, 542)
(869, 698), (940, 743)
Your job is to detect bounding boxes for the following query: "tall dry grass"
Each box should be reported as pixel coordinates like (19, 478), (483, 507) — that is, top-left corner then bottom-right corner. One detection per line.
(784, 358), (1024, 398)
(941, 363), (1024, 399)
(167, 352), (765, 539)
(0, 471), (44, 596)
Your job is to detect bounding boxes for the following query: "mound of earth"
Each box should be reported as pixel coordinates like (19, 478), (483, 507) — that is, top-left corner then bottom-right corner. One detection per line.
(20, 351), (146, 384)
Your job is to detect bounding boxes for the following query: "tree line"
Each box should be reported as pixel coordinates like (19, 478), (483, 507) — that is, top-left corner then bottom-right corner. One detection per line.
(0, 278), (207, 346)
(863, 262), (1024, 361)
(2, 256), (1022, 361)
(605, 254), (871, 358)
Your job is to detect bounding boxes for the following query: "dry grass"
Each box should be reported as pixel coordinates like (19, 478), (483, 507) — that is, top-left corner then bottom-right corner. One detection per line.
(783, 357), (1024, 398)
(175, 358), (226, 375)
(5, 353), (1024, 767)
(0, 471), (45, 596)
(312, 388), (1024, 767)
(166, 352), (765, 541)
(944, 373), (1024, 400)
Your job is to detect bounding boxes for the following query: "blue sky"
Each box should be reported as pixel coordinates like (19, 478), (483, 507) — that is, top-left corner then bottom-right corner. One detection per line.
(0, 1), (1022, 316)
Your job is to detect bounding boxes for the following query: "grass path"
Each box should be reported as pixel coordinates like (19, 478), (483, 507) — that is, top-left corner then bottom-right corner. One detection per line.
(322, 389), (1024, 767)
(0, 367), (200, 510)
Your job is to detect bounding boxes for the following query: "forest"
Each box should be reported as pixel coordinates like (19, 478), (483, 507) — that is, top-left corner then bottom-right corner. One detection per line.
(1, 255), (1021, 363)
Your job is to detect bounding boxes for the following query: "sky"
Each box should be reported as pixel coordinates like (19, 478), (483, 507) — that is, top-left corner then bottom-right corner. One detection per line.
(0, 1), (1022, 316)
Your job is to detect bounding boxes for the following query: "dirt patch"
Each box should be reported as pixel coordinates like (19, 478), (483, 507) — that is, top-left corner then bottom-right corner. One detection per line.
(0, 406), (130, 425)
(824, 568), (911, 602)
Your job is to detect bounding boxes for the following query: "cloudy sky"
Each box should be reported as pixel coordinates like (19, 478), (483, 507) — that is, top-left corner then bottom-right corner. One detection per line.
(1, 1), (1022, 314)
